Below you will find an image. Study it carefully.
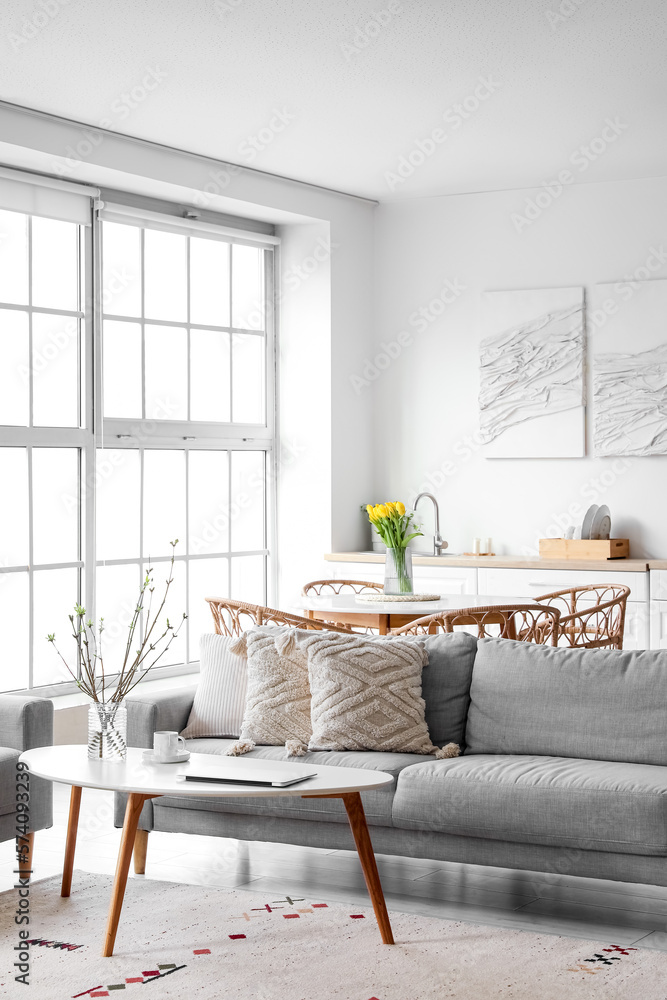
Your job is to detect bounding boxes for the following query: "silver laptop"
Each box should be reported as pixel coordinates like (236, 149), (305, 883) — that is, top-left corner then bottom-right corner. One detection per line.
(176, 759), (317, 788)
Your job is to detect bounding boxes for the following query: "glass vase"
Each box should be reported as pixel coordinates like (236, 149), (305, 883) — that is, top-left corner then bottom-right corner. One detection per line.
(88, 701), (127, 761)
(384, 547), (414, 596)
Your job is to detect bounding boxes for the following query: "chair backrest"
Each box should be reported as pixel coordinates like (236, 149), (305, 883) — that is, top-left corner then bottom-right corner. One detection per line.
(534, 584), (630, 649)
(391, 604), (561, 645)
(301, 579), (384, 596)
(205, 597), (355, 637)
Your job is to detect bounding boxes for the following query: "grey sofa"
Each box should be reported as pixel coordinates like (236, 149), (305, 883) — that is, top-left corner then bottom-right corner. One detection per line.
(115, 635), (667, 888)
(0, 694), (54, 872)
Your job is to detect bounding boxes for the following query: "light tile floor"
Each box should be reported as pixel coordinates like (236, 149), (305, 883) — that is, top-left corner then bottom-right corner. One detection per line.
(2, 782), (666, 951)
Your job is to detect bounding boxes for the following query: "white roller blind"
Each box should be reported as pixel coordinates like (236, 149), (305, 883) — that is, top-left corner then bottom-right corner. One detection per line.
(100, 202), (280, 246)
(0, 167), (97, 224)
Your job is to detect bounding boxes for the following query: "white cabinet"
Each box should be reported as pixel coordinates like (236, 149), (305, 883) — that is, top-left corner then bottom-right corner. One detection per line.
(412, 564), (477, 596)
(650, 570), (667, 601)
(624, 602), (650, 650)
(324, 560), (384, 585)
(650, 601), (667, 649)
(324, 561), (477, 595)
(477, 567), (648, 602)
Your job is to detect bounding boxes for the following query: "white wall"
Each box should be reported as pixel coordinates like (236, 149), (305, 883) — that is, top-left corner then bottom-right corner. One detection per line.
(371, 175), (667, 558)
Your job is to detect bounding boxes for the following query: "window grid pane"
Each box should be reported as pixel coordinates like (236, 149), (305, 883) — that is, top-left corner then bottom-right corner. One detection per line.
(101, 221), (267, 428)
(96, 443), (268, 668)
(0, 206), (85, 692)
(3, 198), (273, 693)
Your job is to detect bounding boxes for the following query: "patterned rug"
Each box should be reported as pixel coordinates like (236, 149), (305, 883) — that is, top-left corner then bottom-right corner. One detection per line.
(1, 873), (666, 999)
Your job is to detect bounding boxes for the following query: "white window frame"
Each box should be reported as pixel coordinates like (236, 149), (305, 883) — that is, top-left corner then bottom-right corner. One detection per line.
(0, 181), (278, 696)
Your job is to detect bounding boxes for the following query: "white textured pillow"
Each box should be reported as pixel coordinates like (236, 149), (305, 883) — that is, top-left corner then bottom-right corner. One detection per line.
(181, 634), (248, 739)
(228, 626), (312, 752)
(296, 631), (442, 754)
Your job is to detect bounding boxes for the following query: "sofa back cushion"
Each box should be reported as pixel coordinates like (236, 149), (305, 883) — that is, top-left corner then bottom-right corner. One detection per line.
(420, 633), (477, 748)
(465, 638), (667, 765)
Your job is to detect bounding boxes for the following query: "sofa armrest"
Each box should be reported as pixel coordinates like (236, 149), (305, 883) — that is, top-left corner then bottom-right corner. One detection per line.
(0, 694), (54, 752)
(125, 684), (198, 749)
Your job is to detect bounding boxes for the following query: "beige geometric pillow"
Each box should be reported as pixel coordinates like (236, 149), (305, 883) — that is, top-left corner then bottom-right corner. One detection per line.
(296, 631), (448, 755)
(225, 626), (312, 755)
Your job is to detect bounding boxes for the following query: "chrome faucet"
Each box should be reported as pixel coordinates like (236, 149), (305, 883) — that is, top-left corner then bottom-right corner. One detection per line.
(412, 492), (447, 556)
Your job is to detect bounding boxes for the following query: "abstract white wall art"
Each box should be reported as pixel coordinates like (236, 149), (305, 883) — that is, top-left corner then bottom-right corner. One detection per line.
(590, 279), (667, 456)
(479, 286), (585, 458)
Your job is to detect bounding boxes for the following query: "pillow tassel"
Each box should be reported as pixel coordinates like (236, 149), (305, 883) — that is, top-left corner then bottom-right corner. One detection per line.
(226, 738), (255, 756)
(229, 632), (248, 657)
(434, 743), (460, 759)
(285, 738), (308, 757)
(274, 629), (297, 656)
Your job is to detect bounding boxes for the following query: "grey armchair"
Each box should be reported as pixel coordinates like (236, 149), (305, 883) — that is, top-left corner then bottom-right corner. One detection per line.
(0, 694), (54, 877)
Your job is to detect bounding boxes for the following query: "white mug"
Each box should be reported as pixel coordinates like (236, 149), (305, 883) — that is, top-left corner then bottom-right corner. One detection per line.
(153, 731), (186, 759)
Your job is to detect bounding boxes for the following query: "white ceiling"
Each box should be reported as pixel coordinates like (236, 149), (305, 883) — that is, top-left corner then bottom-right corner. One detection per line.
(0, 0), (665, 201)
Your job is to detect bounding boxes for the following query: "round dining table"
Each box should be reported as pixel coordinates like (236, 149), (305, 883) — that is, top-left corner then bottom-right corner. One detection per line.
(298, 592), (518, 634)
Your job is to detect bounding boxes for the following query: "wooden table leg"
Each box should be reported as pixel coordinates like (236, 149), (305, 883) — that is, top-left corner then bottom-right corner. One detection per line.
(341, 792), (394, 945)
(133, 829), (149, 875)
(102, 793), (150, 957)
(61, 786), (82, 897)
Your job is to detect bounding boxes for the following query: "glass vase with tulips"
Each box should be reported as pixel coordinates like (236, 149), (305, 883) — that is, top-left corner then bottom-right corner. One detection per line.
(366, 502), (422, 595)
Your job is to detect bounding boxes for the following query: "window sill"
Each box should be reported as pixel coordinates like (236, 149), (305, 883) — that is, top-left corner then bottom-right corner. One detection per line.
(49, 665), (200, 710)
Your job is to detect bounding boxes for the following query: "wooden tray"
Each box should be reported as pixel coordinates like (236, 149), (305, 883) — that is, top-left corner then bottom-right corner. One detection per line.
(539, 538), (629, 560)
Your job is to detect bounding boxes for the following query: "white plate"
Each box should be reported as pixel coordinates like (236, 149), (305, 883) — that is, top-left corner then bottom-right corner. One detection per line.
(580, 504), (598, 540)
(591, 504), (611, 540)
(142, 749), (191, 764)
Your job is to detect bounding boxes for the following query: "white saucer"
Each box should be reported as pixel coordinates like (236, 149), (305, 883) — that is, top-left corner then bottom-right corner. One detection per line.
(142, 749), (190, 764)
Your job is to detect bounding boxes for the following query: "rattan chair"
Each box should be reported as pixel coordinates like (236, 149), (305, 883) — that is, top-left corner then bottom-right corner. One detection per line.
(301, 579), (384, 596)
(534, 584), (630, 649)
(390, 604), (561, 645)
(206, 597), (355, 637)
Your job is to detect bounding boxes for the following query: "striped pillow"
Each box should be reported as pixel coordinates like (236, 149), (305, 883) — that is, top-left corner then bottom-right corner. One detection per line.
(181, 634), (248, 739)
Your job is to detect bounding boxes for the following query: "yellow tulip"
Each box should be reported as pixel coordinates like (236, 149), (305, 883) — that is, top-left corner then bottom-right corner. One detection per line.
(377, 504), (389, 518)
(396, 501), (406, 516)
(366, 504), (374, 517)
(386, 502), (396, 512)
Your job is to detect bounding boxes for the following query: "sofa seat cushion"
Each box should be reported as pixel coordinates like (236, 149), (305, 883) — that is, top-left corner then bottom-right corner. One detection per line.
(0, 746), (21, 816)
(392, 754), (667, 856)
(158, 738), (428, 826)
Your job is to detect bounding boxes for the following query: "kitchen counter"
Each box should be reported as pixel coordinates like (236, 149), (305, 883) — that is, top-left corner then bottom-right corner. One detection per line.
(325, 552), (651, 572)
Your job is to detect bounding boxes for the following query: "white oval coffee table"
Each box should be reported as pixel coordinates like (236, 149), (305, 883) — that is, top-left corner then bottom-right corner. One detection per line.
(20, 745), (395, 956)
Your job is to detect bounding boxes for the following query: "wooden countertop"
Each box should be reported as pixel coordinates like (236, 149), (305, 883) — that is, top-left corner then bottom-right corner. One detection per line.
(325, 552), (651, 572)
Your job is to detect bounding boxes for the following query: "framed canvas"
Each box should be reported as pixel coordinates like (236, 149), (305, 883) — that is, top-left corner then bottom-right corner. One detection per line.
(590, 278), (667, 456)
(479, 286), (585, 458)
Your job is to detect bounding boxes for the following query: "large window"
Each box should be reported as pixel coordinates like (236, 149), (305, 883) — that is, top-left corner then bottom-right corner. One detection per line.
(0, 184), (275, 694)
